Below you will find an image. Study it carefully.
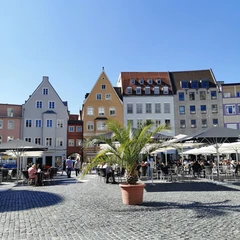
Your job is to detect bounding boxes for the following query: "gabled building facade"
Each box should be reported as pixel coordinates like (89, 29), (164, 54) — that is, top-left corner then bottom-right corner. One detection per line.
(81, 68), (123, 161)
(221, 83), (240, 129)
(0, 104), (22, 143)
(117, 72), (175, 136)
(169, 69), (224, 135)
(22, 76), (68, 167)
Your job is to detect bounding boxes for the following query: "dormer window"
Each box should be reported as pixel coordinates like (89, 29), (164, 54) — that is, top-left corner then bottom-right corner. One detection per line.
(163, 86), (169, 94)
(154, 86), (160, 94)
(126, 87), (132, 94)
(200, 79), (209, 88)
(139, 79), (144, 84)
(190, 80), (199, 89)
(130, 79), (135, 84)
(156, 79), (161, 85)
(147, 78), (153, 84)
(145, 87), (150, 94)
(181, 80), (189, 89)
(136, 87), (141, 94)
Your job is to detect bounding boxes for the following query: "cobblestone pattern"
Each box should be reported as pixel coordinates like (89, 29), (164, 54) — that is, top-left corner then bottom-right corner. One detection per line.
(0, 175), (240, 240)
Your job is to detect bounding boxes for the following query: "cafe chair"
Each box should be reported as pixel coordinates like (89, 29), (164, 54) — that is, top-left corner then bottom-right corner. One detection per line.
(22, 170), (30, 186)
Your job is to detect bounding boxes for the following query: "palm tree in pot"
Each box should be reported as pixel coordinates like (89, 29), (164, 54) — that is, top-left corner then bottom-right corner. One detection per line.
(82, 119), (169, 204)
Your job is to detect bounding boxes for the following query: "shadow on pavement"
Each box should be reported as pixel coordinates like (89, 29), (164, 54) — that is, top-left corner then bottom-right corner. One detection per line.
(0, 190), (63, 213)
(144, 182), (240, 192)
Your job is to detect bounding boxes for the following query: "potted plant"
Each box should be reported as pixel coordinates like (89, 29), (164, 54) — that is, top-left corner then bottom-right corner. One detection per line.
(82, 119), (169, 205)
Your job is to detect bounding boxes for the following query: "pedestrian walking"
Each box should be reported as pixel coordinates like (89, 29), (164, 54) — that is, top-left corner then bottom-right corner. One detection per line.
(75, 158), (81, 177)
(66, 157), (73, 178)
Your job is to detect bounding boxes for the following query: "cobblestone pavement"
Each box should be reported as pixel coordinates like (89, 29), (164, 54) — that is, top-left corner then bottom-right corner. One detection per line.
(0, 173), (240, 240)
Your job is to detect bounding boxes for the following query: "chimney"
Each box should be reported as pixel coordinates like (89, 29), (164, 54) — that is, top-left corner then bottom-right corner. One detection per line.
(43, 76), (49, 81)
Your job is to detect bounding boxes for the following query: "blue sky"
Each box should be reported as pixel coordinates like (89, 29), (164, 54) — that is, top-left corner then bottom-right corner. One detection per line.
(0, 0), (239, 114)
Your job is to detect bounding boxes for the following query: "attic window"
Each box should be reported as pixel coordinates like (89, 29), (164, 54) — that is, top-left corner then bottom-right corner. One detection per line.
(163, 86), (169, 94)
(181, 80), (189, 89)
(136, 87), (141, 94)
(145, 87), (150, 94)
(130, 79), (135, 84)
(126, 87), (132, 94)
(139, 79), (144, 84)
(190, 80), (199, 89)
(201, 79), (209, 88)
(156, 79), (161, 85)
(154, 86), (160, 94)
(147, 79), (153, 84)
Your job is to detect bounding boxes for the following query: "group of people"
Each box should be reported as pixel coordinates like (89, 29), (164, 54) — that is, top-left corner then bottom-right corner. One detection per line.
(61, 157), (82, 178)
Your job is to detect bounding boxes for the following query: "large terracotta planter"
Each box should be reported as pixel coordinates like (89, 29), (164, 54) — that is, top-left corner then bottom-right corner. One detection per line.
(120, 183), (145, 205)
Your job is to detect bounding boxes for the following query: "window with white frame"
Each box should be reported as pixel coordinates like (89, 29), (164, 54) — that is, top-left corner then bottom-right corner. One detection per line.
(69, 126), (74, 132)
(179, 106), (185, 115)
(109, 107), (116, 116)
(35, 138), (41, 145)
(212, 104), (218, 113)
(7, 108), (14, 117)
(97, 121), (106, 131)
(137, 119), (143, 128)
(191, 119), (196, 128)
(46, 137), (52, 146)
(238, 104), (240, 114)
(155, 103), (161, 113)
(211, 91), (217, 100)
(127, 104), (133, 114)
(189, 92), (195, 100)
(146, 103), (152, 113)
(96, 93), (102, 100)
(98, 107), (105, 116)
(225, 105), (236, 114)
(0, 120), (2, 129)
(68, 139), (74, 146)
(56, 138), (63, 147)
(25, 138), (31, 142)
(36, 101), (43, 108)
(8, 120), (14, 130)
(76, 139), (82, 146)
(200, 91), (206, 100)
(76, 126), (82, 132)
(87, 122), (94, 131)
(202, 119), (207, 128)
(46, 120), (53, 128)
(57, 119), (64, 128)
(155, 119), (161, 127)
(130, 79), (135, 84)
(154, 86), (160, 94)
(25, 119), (32, 127)
(35, 119), (42, 128)
(145, 87), (150, 94)
(147, 78), (153, 84)
(213, 119), (218, 126)
(165, 119), (170, 126)
(139, 79), (144, 84)
(164, 103), (170, 113)
(87, 107), (94, 116)
(126, 87), (132, 94)
(163, 86), (169, 94)
(127, 119), (133, 127)
(7, 136), (14, 141)
(49, 101), (55, 109)
(190, 105), (196, 114)
(101, 84), (106, 90)
(43, 88), (49, 95)
(136, 87), (141, 94)
(136, 103), (142, 114)
(180, 120), (186, 128)
(105, 93), (111, 100)
(146, 119), (152, 125)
